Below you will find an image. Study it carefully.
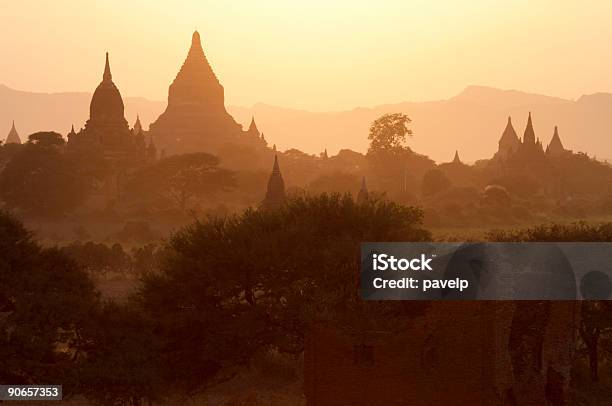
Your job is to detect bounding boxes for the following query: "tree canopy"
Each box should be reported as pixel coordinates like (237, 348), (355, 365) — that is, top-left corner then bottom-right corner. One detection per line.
(367, 113), (413, 154)
(137, 194), (431, 394)
(0, 210), (98, 386)
(28, 131), (65, 147)
(0, 143), (87, 216)
(124, 152), (236, 212)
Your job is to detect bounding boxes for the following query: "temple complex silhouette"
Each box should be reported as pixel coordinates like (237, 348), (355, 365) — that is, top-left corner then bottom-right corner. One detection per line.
(56, 31), (274, 203)
(66, 53), (153, 165)
(492, 112), (569, 166)
(65, 31), (267, 168)
(149, 31), (267, 155)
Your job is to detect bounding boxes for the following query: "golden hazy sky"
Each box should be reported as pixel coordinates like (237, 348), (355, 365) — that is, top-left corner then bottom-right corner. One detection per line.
(1, 0), (612, 111)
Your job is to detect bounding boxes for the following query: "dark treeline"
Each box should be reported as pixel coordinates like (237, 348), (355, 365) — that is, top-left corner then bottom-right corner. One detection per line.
(1, 195), (430, 404)
(4, 113), (612, 230)
(2, 198), (612, 404)
(59, 241), (164, 278)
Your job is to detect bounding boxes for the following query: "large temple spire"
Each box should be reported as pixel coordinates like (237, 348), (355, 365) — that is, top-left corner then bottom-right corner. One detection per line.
(148, 30), (243, 154)
(178, 30), (218, 83)
(103, 52), (112, 82)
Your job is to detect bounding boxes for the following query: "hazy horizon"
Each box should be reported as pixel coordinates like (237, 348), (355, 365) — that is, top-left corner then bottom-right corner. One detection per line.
(2, 1), (612, 111)
(0, 82), (584, 112)
(5, 82), (612, 164)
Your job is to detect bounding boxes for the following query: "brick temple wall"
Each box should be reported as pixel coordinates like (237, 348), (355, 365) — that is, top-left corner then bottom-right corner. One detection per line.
(304, 302), (578, 406)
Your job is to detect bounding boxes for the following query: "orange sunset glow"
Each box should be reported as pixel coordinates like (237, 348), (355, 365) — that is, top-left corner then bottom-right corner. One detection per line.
(4, 2), (612, 405)
(3, 1), (612, 162)
(2, 1), (612, 109)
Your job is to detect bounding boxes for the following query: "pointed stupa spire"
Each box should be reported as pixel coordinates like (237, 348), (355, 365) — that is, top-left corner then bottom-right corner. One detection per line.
(496, 115), (521, 160)
(503, 116), (516, 136)
(5, 120), (22, 144)
(523, 112), (536, 145)
(133, 114), (143, 135)
(272, 144), (277, 152)
(247, 116), (260, 136)
(103, 52), (112, 82)
(357, 176), (369, 204)
(262, 155), (286, 210)
(546, 125), (566, 156)
(192, 31), (201, 50)
(452, 150), (461, 164)
(68, 124), (76, 137)
(86, 51), (127, 131)
(179, 30), (216, 80)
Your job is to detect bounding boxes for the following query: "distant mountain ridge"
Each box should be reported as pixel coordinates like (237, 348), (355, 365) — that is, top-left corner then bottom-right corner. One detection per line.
(2, 84), (612, 163)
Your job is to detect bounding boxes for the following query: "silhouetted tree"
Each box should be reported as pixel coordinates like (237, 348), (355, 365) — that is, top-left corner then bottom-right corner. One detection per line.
(138, 194), (431, 395)
(0, 143), (87, 216)
(490, 173), (540, 198)
(125, 153), (235, 213)
(482, 184), (511, 206)
(0, 210), (98, 387)
(80, 302), (163, 406)
(421, 168), (452, 197)
(366, 113), (435, 194)
(367, 113), (413, 154)
(28, 131), (65, 147)
(60, 241), (131, 276)
(308, 171), (359, 195)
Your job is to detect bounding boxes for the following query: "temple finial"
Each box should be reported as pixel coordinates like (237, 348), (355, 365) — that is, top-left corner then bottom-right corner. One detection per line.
(103, 52), (112, 82)
(192, 31), (201, 46)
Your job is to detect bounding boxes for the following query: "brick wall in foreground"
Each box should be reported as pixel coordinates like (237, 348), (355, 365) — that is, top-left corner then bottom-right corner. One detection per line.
(304, 302), (578, 406)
